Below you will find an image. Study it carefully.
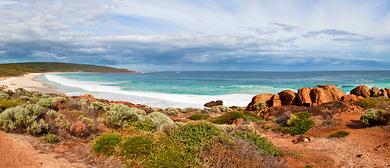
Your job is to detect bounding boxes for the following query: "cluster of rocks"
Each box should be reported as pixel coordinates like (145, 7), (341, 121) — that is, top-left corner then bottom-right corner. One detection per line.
(246, 85), (390, 111)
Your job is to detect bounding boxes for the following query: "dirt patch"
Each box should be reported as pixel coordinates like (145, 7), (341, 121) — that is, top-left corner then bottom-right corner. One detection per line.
(0, 131), (85, 168)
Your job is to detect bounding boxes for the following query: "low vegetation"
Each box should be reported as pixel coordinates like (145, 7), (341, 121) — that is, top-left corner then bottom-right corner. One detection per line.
(280, 111), (314, 135)
(328, 130), (350, 138)
(188, 113), (210, 120)
(360, 109), (390, 126)
(0, 62), (131, 77)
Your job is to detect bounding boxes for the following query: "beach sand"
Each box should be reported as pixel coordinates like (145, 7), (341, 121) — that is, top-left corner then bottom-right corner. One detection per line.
(0, 73), (60, 93)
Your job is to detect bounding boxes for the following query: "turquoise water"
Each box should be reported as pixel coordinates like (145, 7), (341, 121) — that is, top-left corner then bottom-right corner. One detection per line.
(42, 71), (390, 108)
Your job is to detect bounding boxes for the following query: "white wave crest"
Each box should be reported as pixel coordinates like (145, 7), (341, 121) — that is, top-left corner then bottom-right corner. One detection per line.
(44, 74), (254, 108)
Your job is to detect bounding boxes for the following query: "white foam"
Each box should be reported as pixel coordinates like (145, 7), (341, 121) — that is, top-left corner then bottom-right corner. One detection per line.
(44, 74), (254, 108)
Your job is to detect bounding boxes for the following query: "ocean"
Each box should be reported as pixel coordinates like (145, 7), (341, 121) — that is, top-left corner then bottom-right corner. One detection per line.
(38, 71), (390, 108)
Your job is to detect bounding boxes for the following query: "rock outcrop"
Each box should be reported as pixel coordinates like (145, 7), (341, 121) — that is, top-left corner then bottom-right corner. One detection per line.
(297, 88), (312, 106)
(350, 85), (371, 98)
(204, 100), (223, 107)
(278, 90), (297, 105)
(246, 85), (389, 111)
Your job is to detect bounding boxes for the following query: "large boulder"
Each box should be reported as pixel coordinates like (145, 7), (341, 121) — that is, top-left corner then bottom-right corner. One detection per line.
(385, 88), (390, 97)
(370, 87), (380, 97)
(350, 85), (371, 98)
(278, 90), (297, 105)
(379, 88), (389, 98)
(341, 94), (358, 102)
(270, 94), (282, 107)
(204, 100), (223, 107)
(246, 93), (273, 111)
(297, 88), (312, 107)
(309, 85), (344, 106)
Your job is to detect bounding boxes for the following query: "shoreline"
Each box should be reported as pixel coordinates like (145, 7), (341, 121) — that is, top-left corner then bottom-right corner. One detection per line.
(0, 73), (61, 94)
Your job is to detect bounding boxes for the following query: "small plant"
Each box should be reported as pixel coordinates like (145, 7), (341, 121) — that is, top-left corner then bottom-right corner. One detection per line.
(129, 118), (157, 132)
(188, 114), (210, 120)
(0, 99), (23, 110)
(37, 98), (55, 108)
(170, 123), (223, 152)
(28, 119), (49, 135)
(211, 112), (244, 124)
(120, 136), (155, 158)
(0, 92), (10, 99)
(253, 102), (267, 111)
(164, 107), (180, 116)
(44, 133), (59, 144)
(147, 112), (175, 129)
(233, 131), (283, 156)
(360, 109), (390, 126)
(328, 130), (350, 138)
(280, 112), (314, 135)
(92, 133), (121, 156)
(90, 101), (107, 111)
(105, 104), (145, 128)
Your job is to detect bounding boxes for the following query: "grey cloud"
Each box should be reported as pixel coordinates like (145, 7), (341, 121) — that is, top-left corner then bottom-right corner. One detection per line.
(303, 29), (369, 41)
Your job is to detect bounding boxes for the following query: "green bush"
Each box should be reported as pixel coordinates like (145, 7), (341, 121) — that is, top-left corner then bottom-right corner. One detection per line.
(90, 101), (107, 111)
(164, 107), (180, 115)
(105, 104), (145, 128)
(356, 98), (378, 109)
(92, 133), (121, 156)
(0, 92), (10, 99)
(37, 98), (56, 108)
(211, 112), (244, 124)
(233, 131), (283, 156)
(129, 118), (157, 132)
(253, 102), (267, 111)
(44, 133), (59, 144)
(0, 99), (23, 110)
(280, 112), (314, 135)
(170, 123), (223, 152)
(147, 112), (174, 129)
(360, 109), (390, 126)
(0, 105), (47, 135)
(120, 136), (155, 158)
(328, 130), (350, 138)
(188, 114), (210, 120)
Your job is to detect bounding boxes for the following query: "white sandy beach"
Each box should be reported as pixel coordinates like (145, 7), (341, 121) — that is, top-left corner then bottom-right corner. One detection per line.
(0, 73), (60, 93)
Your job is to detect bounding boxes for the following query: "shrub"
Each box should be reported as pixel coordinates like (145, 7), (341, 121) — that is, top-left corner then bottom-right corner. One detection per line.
(37, 98), (55, 108)
(253, 102), (267, 111)
(356, 98), (378, 109)
(120, 136), (155, 158)
(129, 118), (157, 132)
(44, 133), (59, 144)
(0, 92), (10, 99)
(188, 114), (210, 120)
(360, 109), (390, 126)
(105, 104), (145, 128)
(0, 99), (23, 110)
(233, 131), (283, 156)
(201, 139), (274, 168)
(243, 112), (263, 122)
(23, 104), (45, 116)
(280, 112), (314, 135)
(211, 112), (244, 124)
(90, 101), (107, 111)
(147, 112), (174, 129)
(169, 123), (223, 152)
(28, 119), (49, 135)
(0, 106), (32, 132)
(164, 107), (180, 116)
(92, 133), (121, 156)
(78, 115), (95, 129)
(328, 130), (350, 138)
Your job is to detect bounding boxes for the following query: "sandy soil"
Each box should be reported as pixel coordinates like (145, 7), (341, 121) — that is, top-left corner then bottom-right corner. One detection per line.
(266, 111), (390, 168)
(0, 73), (60, 93)
(0, 131), (86, 168)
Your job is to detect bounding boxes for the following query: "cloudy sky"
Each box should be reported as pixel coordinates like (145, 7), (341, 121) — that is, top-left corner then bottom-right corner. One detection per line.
(1, 0), (390, 71)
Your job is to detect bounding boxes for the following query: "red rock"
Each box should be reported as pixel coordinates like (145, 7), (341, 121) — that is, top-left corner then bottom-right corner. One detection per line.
(70, 122), (89, 137)
(379, 89), (389, 98)
(385, 88), (390, 97)
(204, 100), (223, 107)
(278, 90), (297, 105)
(310, 85), (345, 106)
(341, 94), (358, 102)
(233, 118), (245, 126)
(246, 93), (273, 111)
(297, 88), (312, 106)
(271, 94), (282, 107)
(350, 85), (371, 98)
(371, 87), (380, 97)
(110, 101), (138, 108)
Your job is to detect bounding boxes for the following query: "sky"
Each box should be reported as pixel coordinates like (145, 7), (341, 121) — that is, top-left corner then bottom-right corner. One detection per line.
(0, 0), (390, 71)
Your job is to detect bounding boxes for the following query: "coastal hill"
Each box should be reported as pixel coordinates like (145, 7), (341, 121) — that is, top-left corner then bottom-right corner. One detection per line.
(0, 62), (133, 77)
